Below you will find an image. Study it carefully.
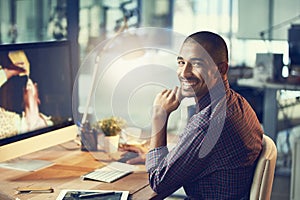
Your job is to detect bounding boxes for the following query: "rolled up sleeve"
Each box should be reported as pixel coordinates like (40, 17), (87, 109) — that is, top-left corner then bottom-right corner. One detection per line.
(145, 146), (168, 172)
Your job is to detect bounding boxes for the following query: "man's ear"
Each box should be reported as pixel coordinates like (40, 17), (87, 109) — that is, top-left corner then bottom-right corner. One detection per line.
(218, 62), (229, 75)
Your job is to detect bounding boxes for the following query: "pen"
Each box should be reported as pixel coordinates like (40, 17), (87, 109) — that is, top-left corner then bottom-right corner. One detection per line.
(16, 187), (54, 194)
(78, 192), (115, 198)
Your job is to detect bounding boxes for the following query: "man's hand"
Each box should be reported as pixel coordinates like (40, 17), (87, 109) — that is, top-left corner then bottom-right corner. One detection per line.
(153, 86), (183, 116)
(150, 86), (183, 149)
(119, 144), (148, 164)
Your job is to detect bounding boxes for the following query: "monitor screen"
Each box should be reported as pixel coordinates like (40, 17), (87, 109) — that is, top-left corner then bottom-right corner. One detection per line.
(0, 40), (75, 149)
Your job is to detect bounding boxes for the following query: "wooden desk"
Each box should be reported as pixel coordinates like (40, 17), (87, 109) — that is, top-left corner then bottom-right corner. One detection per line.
(0, 141), (156, 200)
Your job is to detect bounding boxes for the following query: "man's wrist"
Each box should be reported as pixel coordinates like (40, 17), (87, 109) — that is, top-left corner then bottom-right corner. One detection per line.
(151, 105), (169, 120)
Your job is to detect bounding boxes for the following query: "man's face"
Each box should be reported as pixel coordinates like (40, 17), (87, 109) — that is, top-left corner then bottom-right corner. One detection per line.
(177, 41), (219, 101)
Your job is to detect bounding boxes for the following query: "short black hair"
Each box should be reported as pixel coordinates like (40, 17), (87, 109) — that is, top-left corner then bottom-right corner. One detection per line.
(184, 31), (228, 64)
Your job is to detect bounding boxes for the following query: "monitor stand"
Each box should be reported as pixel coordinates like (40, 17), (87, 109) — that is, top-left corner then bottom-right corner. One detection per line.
(0, 158), (53, 171)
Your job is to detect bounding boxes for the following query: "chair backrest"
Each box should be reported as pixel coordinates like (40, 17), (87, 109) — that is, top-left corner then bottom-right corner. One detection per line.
(250, 134), (277, 200)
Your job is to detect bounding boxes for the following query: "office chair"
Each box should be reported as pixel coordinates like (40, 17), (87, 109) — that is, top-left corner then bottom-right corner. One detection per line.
(250, 134), (277, 200)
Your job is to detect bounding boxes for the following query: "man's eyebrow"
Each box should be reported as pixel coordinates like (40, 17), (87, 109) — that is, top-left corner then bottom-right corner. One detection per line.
(177, 56), (206, 62)
(190, 58), (205, 62)
(177, 56), (205, 62)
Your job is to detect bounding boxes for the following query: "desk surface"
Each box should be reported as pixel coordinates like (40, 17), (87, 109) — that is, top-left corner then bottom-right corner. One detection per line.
(0, 140), (157, 200)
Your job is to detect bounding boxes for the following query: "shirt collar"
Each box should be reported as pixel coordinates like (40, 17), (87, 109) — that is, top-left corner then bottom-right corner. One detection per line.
(196, 79), (229, 112)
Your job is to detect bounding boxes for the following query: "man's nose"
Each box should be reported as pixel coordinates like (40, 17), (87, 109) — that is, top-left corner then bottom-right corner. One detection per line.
(179, 62), (192, 77)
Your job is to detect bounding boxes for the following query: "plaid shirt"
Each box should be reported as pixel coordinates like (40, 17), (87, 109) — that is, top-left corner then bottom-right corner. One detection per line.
(146, 80), (263, 199)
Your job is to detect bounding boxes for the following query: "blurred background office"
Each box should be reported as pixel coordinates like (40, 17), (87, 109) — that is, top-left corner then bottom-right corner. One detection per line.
(0, 0), (300, 199)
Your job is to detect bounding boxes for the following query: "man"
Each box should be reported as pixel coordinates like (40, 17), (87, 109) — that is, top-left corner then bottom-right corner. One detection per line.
(145, 31), (263, 199)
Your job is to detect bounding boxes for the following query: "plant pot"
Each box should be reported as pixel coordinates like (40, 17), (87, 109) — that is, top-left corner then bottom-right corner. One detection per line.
(103, 134), (120, 153)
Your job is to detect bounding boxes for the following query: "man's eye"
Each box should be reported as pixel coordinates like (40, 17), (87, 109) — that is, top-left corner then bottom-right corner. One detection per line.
(177, 60), (185, 66)
(191, 62), (202, 67)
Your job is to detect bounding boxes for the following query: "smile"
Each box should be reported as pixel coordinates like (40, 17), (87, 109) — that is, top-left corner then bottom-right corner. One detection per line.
(182, 81), (198, 86)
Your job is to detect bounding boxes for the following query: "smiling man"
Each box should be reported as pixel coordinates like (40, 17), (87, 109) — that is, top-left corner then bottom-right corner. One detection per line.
(146, 31), (263, 199)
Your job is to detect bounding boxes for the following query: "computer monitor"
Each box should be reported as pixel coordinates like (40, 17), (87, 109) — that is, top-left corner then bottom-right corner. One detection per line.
(0, 40), (77, 164)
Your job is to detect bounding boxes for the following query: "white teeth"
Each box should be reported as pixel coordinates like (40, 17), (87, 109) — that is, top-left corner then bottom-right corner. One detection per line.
(182, 82), (196, 86)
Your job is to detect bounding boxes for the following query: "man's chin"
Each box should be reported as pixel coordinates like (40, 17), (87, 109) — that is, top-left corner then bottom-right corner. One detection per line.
(181, 90), (196, 98)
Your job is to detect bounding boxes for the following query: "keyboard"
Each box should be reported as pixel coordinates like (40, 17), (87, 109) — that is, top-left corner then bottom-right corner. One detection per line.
(82, 162), (136, 183)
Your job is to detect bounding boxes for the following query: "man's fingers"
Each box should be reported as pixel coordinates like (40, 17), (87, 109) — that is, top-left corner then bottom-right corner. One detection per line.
(126, 156), (145, 164)
(119, 145), (143, 153)
(176, 87), (184, 102)
(171, 86), (178, 96)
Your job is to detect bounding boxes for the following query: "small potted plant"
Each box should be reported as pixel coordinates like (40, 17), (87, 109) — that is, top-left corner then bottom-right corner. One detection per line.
(93, 116), (126, 153)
